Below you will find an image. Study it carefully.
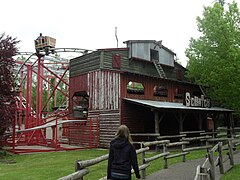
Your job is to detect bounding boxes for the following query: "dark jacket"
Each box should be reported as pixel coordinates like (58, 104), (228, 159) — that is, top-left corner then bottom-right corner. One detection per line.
(107, 137), (140, 179)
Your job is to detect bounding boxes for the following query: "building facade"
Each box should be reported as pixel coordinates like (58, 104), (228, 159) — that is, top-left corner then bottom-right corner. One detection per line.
(69, 40), (233, 148)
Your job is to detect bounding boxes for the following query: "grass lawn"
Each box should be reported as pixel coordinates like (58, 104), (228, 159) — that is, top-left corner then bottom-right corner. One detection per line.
(0, 149), (108, 180)
(0, 147), (239, 180)
(221, 164), (240, 179)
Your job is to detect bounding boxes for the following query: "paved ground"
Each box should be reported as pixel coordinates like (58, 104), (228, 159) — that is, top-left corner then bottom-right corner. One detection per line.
(145, 151), (240, 180)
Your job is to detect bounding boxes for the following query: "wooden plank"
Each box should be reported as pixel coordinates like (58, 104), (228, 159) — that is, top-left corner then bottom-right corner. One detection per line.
(165, 152), (189, 159)
(235, 142), (240, 147)
(210, 143), (219, 152)
(207, 138), (231, 142)
(180, 130), (205, 135)
(183, 145), (212, 152)
(182, 136), (212, 141)
(145, 152), (170, 163)
(58, 169), (89, 180)
(200, 132), (218, 136)
(138, 163), (150, 171)
(167, 141), (189, 147)
(131, 133), (160, 137)
(136, 147), (149, 154)
(143, 140), (169, 147)
(77, 154), (109, 169)
(157, 134), (186, 140)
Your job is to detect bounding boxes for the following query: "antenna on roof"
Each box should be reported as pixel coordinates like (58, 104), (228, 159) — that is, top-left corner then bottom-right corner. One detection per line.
(115, 27), (118, 48)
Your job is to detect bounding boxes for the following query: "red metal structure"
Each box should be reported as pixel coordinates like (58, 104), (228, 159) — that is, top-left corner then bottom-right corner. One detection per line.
(4, 35), (99, 154)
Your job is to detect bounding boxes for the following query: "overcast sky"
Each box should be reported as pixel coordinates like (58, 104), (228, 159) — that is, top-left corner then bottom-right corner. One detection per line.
(1, 0), (238, 67)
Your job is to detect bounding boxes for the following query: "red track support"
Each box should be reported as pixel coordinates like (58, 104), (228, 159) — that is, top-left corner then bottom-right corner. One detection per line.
(4, 51), (98, 154)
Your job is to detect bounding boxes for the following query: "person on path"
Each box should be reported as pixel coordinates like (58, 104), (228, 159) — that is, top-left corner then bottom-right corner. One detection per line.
(107, 125), (141, 180)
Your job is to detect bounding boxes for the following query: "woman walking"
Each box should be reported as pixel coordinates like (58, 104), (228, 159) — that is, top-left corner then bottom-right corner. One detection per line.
(107, 125), (141, 180)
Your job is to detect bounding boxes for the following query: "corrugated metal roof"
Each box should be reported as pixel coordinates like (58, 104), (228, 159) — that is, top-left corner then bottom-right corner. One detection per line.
(123, 98), (233, 112)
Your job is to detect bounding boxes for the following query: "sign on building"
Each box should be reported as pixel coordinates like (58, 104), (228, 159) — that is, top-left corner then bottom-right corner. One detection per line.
(184, 92), (211, 108)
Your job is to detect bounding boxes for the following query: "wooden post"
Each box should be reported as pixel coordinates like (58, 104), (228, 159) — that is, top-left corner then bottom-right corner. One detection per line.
(74, 160), (83, 180)
(208, 151), (215, 180)
(182, 143), (186, 162)
(230, 113), (234, 138)
(75, 160), (81, 171)
(179, 113), (183, 132)
(154, 111), (159, 134)
(155, 113), (165, 152)
(154, 112), (160, 152)
(141, 143), (146, 179)
(175, 113), (186, 133)
(228, 139), (234, 166)
(163, 143), (168, 169)
(218, 142), (224, 174)
(198, 113), (202, 131)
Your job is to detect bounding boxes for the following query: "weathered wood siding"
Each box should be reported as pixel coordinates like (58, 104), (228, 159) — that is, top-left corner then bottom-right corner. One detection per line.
(120, 73), (201, 103)
(88, 70), (120, 110)
(69, 70), (120, 111)
(70, 49), (188, 83)
(68, 112), (99, 147)
(70, 51), (101, 76)
(103, 49), (188, 82)
(98, 110), (120, 148)
(102, 49), (160, 77)
(100, 49), (129, 70)
(69, 70), (121, 148)
(121, 100), (155, 141)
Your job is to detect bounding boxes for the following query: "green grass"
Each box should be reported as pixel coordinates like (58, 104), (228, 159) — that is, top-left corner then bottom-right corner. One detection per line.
(0, 149), (108, 180)
(222, 164), (240, 180)
(0, 148), (239, 180)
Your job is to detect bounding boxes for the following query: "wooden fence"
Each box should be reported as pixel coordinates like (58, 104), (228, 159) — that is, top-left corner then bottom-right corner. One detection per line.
(194, 127), (240, 180)
(58, 128), (240, 180)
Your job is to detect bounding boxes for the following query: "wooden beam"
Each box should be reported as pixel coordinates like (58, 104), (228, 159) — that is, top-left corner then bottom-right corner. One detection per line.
(155, 111), (159, 134)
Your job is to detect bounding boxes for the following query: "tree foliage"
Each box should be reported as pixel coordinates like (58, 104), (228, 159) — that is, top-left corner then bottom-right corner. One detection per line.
(186, 1), (240, 114)
(0, 33), (19, 145)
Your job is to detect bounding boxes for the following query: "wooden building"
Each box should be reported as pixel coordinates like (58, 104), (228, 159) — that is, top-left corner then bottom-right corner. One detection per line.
(69, 40), (233, 148)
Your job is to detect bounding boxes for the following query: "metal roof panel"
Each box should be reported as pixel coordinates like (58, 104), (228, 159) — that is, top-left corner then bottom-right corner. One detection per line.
(123, 98), (233, 112)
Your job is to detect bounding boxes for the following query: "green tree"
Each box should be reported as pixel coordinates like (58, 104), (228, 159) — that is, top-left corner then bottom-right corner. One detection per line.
(186, 1), (240, 114)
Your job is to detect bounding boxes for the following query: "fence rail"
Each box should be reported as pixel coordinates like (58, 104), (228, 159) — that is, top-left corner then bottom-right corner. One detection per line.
(59, 128), (240, 180)
(194, 128), (240, 180)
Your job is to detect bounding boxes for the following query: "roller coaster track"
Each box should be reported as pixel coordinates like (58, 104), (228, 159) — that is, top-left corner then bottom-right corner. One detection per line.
(13, 48), (93, 80)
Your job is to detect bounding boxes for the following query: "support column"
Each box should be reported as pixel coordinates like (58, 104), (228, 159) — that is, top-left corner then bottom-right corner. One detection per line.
(198, 113), (202, 131)
(175, 112), (186, 133)
(229, 113), (234, 138)
(179, 113), (183, 132)
(155, 111), (159, 134)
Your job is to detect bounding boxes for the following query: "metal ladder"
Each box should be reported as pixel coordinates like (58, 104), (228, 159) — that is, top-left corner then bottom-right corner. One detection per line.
(152, 59), (167, 79)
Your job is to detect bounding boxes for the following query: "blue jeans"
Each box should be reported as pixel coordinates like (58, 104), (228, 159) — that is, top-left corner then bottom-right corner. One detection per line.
(111, 172), (130, 180)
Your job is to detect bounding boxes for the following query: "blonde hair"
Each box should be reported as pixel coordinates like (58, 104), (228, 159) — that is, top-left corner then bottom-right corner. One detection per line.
(115, 125), (133, 144)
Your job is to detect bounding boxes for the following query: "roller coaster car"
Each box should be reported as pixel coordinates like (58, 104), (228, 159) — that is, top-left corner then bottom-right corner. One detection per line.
(34, 33), (56, 55)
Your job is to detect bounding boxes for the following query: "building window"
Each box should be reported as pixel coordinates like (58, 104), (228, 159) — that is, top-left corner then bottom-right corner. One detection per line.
(150, 49), (159, 61)
(127, 81), (144, 95)
(72, 91), (89, 119)
(112, 54), (121, 69)
(153, 85), (168, 97)
(174, 88), (184, 99)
